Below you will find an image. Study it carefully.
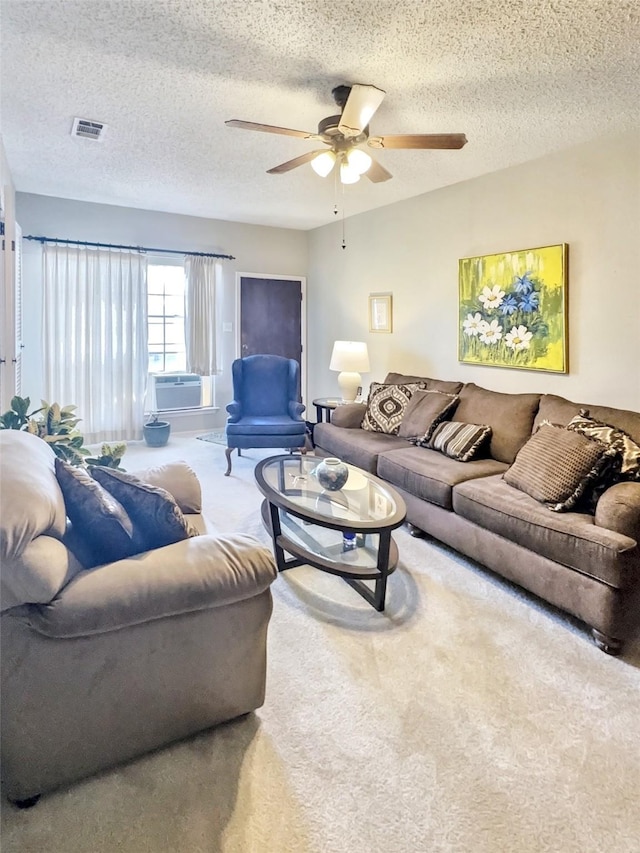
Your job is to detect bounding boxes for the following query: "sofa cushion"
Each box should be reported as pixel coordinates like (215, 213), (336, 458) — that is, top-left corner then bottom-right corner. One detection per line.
(362, 382), (424, 435)
(533, 394), (640, 446)
(453, 475), (638, 589)
(453, 383), (541, 463)
(55, 459), (139, 567)
(377, 446), (508, 510)
(91, 467), (198, 552)
(384, 372), (463, 395)
(426, 421), (492, 462)
(504, 423), (615, 511)
(313, 423), (409, 474)
(398, 390), (459, 442)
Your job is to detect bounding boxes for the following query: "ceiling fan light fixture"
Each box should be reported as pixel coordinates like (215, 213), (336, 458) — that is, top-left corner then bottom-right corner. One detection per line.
(340, 159), (360, 184)
(346, 148), (372, 175)
(311, 150), (336, 177)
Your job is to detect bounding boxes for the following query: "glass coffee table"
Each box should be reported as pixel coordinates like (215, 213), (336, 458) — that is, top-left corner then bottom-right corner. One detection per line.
(254, 455), (407, 611)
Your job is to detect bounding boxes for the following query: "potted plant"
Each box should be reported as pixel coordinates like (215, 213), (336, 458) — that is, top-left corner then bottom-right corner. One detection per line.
(143, 412), (171, 447)
(0, 396), (127, 468)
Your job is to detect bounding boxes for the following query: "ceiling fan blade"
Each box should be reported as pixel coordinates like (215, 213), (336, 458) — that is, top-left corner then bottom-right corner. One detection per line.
(338, 84), (386, 138)
(267, 150), (327, 174)
(368, 133), (468, 150)
(226, 119), (317, 139)
(365, 156), (393, 183)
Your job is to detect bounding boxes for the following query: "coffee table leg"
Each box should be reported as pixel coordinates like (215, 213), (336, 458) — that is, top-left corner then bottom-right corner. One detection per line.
(343, 531), (392, 612)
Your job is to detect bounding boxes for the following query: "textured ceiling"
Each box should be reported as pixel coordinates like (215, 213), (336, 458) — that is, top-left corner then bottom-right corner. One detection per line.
(1, 0), (639, 230)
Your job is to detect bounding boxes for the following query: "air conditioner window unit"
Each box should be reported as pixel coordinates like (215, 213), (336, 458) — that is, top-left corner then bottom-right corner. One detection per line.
(153, 374), (202, 410)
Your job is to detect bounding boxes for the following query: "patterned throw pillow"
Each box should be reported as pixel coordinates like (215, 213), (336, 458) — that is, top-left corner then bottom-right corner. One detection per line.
(426, 422), (492, 461)
(398, 389), (459, 442)
(566, 409), (640, 480)
(91, 467), (199, 551)
(55, 458), (138, 568)
(362, 382), (425, 435)
(503, 423), (617, 512)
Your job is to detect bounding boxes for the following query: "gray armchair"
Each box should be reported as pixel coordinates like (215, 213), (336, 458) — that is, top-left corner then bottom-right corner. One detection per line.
(0, 430), (277, 805)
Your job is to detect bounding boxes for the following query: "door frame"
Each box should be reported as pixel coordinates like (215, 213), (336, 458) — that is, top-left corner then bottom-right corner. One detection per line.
(235, 272), (308, 404)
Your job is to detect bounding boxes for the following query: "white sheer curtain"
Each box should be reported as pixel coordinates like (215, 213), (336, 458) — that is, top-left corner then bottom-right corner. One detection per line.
(184, 256), (222, 376)
(43, 244), (148, 443)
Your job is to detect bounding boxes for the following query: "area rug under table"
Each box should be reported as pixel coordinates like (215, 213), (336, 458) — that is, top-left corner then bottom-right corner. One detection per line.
(197, 431), (227, 446)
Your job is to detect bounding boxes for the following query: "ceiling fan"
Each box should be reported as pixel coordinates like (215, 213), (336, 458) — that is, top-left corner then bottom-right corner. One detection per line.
(226, 83), (468, 185)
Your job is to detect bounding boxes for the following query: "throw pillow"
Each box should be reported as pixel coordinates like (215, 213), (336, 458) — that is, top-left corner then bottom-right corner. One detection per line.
(91, 467), (198, 551)
(567, 409), (640, 480)
(362, 382), (425, 435)
(503, 423), (616, 512)
(426, 422), (492, 462)
(398, 390), (459, 442)
(54, 459), (137, 568)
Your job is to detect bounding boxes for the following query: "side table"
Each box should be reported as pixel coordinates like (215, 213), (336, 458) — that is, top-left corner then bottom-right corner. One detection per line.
(312, 397), (342, 423)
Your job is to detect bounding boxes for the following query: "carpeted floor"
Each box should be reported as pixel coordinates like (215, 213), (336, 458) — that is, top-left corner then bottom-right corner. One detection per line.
(2, 434), (639, 853)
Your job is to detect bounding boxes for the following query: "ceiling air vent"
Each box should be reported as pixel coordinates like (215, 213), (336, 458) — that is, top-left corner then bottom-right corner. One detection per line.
(71, 117), (107, 141)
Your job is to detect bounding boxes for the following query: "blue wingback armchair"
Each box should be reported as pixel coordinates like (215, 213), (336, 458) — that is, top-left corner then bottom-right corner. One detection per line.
(224, 355), (307, 475)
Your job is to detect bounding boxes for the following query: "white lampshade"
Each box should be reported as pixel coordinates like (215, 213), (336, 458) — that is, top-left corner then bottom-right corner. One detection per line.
(311, 150), (336, 177)
(330, 341), (370, 372)
(329, 341), (370, 402)
(347, 148), (372, 175)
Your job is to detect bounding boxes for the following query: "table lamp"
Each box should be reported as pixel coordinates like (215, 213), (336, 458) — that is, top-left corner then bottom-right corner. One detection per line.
(329, 340), (370, 402)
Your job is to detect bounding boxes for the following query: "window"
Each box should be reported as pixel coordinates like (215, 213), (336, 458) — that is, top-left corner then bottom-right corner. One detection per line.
(146, 260), (215, 410)
(147, 263), (186, 373)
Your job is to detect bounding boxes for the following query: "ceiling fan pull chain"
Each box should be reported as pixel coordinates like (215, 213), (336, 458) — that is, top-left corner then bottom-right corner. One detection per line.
(341, 183), (347, 250)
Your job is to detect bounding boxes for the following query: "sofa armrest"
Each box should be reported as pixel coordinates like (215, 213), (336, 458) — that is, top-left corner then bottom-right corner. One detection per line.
(26, 534), (277, 639)
(595, 482), (640, 544)
(331, 402), (367, 429)
(133, 461), (202, 513)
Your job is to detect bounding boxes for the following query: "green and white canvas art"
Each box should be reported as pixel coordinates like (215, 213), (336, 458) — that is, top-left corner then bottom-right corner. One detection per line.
(458, 244), (568, 373)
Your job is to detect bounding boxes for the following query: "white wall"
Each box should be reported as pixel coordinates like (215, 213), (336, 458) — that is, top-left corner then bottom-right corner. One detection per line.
(307, 131), (640, 412)
(16, 194), (308, 428)
(15, 130), (640, 434)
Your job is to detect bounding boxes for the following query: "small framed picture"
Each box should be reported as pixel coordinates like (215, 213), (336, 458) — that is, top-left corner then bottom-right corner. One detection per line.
(369, 292), (392, 333)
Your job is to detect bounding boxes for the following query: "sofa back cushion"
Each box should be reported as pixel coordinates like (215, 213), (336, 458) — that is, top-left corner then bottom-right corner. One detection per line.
(534, 395), (640, 445)
(383, 373), (463, 395)
(453, 383), (541, 464)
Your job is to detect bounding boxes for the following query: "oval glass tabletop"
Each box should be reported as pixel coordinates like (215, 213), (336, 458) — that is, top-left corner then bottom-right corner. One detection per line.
(254, 454), (406, 531)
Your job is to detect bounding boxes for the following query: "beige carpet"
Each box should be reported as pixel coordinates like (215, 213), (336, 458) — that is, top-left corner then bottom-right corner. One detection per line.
(2, 434), (639, 853)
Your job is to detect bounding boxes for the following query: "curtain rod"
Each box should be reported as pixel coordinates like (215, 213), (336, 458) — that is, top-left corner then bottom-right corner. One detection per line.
(24, 235), (235, 260)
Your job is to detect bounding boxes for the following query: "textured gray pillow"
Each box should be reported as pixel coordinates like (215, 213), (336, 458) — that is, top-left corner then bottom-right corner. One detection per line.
(91, 467), (198, 551)
(55, 459), (137, 567)
(398, 390), (459, 442)
(503, 423), (615, 511)
(362, 382), (425, 435)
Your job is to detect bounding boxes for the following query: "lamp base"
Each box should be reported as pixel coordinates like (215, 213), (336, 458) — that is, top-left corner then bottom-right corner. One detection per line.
(337, 371), (362, 403)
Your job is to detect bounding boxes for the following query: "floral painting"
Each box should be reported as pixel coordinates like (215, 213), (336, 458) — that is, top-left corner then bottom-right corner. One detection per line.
(458, 243), (568, 373)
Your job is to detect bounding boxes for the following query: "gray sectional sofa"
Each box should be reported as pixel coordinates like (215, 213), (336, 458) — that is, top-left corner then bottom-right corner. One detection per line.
(314, 373), (640, 655)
